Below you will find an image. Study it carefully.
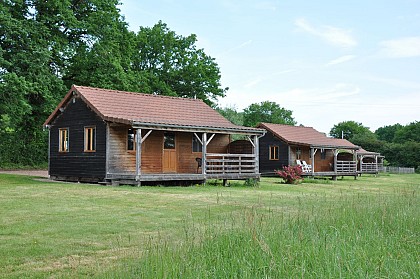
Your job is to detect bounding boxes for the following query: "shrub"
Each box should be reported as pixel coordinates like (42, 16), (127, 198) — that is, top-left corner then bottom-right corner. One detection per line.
(275, 165), (303, 184)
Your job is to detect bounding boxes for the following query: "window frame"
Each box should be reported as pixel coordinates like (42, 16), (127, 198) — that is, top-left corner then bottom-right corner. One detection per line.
(269, 145), (279, 160)
(127, 128), (136, 151)
(59, 128), (69, 153)
(84, 126), (96, 152)
(192, 133), (203, 153)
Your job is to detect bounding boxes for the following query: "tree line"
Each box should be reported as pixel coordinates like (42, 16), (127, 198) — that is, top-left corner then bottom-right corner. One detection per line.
(330, 121), (419, 171)
(0, 1), (418, 171)
(0, 1), (226, 167)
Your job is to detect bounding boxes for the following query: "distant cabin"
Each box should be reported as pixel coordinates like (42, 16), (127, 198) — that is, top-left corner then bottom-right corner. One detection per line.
(43, 85), (265, 185)
(257, 123), (360, 180)
(357, 148), (385, 175)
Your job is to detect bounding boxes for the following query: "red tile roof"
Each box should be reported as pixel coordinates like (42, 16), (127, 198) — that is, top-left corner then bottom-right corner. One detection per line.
(44, 85), (264, 134)
(258, 122), (359, 149)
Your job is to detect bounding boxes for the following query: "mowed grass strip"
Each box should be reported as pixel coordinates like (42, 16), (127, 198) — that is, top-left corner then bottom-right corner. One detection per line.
(0, 174), (419, 278)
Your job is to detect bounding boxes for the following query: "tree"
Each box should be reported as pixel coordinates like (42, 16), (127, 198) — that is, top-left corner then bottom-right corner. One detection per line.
(329, 121), (372, 140)
(243, 101), (296, 127)
(375, 123), (403, 142)
(129, 21), (227, 107)
(216, 105), (244, 126)
(393, 121), (420, 143)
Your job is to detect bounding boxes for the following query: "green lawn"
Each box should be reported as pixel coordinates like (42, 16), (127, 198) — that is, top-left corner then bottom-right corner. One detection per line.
(0, 174), (419, 278)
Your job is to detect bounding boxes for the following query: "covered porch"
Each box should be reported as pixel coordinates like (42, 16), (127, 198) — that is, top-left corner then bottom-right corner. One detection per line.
(292, 145), (359, 180)
(105, 122), (265, 185)
(357, 149), (384, 175)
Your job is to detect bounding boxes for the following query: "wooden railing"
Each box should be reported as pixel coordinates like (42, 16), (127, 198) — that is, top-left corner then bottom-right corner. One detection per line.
(205, 153), (257, 174)
(360, 163), (379, 173)
(336, 161), (357, 173)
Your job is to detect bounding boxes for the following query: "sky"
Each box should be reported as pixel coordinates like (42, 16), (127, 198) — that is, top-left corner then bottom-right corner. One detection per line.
(119, 0), (420, 134)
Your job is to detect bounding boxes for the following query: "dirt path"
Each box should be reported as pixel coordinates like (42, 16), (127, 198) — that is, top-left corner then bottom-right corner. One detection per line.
(0, 170), (49, 178)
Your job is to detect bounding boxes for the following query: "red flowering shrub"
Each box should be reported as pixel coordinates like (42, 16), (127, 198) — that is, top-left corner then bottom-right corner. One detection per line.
(275, 165), (303, 184)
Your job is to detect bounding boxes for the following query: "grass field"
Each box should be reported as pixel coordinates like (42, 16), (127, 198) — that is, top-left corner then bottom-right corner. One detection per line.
(0, 174), (419, 278)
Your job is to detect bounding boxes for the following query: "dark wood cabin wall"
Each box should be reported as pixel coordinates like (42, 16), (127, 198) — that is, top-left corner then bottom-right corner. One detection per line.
(108, 125), (135, 173)
(49, 97), (106, 179)
(107, 129), (229, 175)
(177, 133), (229, 174)
(259, 132), (288, 174)
(108, 127), (163, 174)
(228, 140), (253, 154)
(141, 130), (163, 174)
(207, 134), (230, 153)
(314, 149), (334, 172)
(177, 133), (199, 173)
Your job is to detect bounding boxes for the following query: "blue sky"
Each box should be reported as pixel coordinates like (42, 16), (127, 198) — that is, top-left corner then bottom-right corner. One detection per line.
(120, 0), (420, 134)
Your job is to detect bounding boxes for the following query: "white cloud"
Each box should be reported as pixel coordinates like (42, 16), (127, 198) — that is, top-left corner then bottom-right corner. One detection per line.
(326, 55), (356, 66)
(378, 37), (420, 58)
(221, 40), (253, 56)
(295, 18), (357, 48)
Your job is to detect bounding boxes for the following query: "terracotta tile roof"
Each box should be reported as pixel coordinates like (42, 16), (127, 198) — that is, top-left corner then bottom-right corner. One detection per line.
(258, 122), (359, 149)
(357, 148), (380, 155)
(44, 85), (264, 134)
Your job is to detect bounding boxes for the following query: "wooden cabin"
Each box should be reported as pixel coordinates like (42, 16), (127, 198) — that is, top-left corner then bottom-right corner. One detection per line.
(257, 123), (360, 179)
(357, 148), (384, 175)
(43, 85), (265, 185)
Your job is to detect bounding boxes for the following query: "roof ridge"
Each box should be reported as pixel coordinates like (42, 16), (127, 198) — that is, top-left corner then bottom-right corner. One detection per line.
(261, 122), (316, 130)
(73, 85), (203, 103)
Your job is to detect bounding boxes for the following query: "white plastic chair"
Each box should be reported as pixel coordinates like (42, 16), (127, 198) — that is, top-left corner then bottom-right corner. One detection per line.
(302, 161), (312, 172)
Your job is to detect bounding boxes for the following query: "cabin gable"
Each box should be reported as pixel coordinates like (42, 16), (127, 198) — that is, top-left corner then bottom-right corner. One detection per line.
(49, 96), (106, 181)
(259, 131), (289, 175)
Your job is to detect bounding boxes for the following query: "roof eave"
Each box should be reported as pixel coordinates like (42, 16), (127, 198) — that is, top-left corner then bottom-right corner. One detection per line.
(132, 121), (266, 135)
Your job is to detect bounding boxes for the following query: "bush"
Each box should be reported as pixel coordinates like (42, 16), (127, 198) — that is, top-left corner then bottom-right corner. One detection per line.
(275, 165), (303, 184)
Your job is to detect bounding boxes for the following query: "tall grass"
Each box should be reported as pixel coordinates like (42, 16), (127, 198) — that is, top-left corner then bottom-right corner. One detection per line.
(107, 190), (419, 278)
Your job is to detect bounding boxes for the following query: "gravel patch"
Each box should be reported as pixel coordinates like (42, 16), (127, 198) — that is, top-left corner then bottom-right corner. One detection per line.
(0, 170), (49, 178)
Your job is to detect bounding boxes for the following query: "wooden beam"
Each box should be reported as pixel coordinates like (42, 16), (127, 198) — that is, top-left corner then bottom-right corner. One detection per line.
(141, 130), (152, 143)
(202, 133), (207, 175)
(194, 132), (203, 145)
(135, 128), (142, 181)
(311, 148), (315, 175)
(206, 133), (215, 145)
(254, 135), (259, 174)
(247, 136), (256, 147)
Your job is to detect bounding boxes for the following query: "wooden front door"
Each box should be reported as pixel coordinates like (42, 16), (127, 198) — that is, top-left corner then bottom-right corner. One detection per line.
(163, 132), (177, 172)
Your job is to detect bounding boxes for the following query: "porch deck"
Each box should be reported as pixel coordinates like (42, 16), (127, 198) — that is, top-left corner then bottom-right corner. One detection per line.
(106, 153), (260, 185)
(106, 173), (260, 185)
(360, 163), (384, 174)
(301, 160), (358, 179)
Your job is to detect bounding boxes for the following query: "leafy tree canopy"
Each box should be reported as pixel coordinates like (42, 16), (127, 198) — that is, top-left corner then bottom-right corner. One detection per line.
(0, 1), (227, 166)
(329, 121), (372, 140)
(216, 105), (244, 126)
(243, 101), (296, 127)
(375, 123), (403, 142)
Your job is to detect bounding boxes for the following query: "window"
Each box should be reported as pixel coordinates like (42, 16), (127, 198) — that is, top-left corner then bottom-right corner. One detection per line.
(59, 128), (69, 152)
(127, 128), (136, 151)
(296, 147), (301, 160)
(269, 145), (279, 160)
(84, 127), (96, 152)
(164, 132), (175, 149)
(321, 149), (326, 160)
(192, 133), (202, 152)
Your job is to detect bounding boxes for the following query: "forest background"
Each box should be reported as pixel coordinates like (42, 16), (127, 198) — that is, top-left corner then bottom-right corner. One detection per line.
(0, 1), (418, 171)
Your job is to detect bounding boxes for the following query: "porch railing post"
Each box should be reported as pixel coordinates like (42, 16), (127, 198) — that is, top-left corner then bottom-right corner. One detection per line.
(254, 135), (259, 174)
(135, 128), (142, 181)
(202, 133), (207, 175)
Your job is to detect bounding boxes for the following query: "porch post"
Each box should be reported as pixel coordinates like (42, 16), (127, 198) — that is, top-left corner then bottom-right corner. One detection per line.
(253, 135), (259, 174)
(135, 128), (142, 181)
(311, 147), (315, 175)
(334, 149), (338, 173)
(202, 133), (207, 175)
